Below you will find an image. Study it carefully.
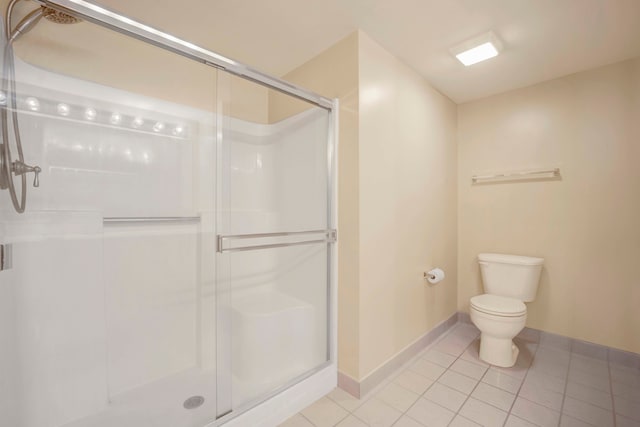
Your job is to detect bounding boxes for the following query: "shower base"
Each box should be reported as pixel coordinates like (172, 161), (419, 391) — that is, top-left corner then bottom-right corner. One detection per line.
(63, 369), (217, 427)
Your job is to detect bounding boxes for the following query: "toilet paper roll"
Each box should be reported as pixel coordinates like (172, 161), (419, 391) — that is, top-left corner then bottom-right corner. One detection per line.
(426, 268), (445, 284)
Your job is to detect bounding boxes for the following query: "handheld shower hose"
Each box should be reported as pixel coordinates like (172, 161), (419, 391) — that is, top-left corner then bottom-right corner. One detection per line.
(0, 0), (78, 213)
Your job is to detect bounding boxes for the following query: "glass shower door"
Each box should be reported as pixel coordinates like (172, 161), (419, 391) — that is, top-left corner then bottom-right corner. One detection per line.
(215, 74), (334, 417)
(0, 14), (219, 427)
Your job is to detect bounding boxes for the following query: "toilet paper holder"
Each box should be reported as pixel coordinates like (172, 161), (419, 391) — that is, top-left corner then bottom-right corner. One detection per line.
(423, 268), (445, 284)
(424, 271), (437, 280)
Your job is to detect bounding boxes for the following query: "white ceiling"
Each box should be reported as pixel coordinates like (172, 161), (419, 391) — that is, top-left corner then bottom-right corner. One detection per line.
(42, 0), (640, 103)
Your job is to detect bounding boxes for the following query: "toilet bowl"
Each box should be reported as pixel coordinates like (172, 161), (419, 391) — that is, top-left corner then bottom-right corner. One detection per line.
(470, 253), (543, 367)
(470, 294), (527, 367)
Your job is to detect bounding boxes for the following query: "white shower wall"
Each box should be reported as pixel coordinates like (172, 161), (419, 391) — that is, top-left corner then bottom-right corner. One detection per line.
(0, 212), (106, 427)
(103, 223), (200, 395)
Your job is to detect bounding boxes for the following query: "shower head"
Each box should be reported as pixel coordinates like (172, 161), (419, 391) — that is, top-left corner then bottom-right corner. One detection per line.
(41, 6), (81, 25)
(8, 5), (81, 42)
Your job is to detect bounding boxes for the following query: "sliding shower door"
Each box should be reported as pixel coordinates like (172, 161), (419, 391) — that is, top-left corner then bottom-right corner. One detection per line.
(1, 3), (337, 426)
(0, 18), (219, 427)
(215, 73), (335, 418)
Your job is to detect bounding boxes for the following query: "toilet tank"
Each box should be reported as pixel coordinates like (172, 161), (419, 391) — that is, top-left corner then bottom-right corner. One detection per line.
(478, 253), (544, 302)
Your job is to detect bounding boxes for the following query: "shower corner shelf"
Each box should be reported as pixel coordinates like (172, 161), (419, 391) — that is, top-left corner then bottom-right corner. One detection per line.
(471, 167), (560, 184)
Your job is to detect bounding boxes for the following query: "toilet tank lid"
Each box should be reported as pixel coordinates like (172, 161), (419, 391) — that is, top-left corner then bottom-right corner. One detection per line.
(478, 253), (544, 266)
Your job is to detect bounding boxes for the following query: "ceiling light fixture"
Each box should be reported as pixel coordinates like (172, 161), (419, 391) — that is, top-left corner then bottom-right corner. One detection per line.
(450, 31), (503, 66)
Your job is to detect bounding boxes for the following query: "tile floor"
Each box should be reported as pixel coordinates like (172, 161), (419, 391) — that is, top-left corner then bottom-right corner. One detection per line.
(280, 323), (640, 427)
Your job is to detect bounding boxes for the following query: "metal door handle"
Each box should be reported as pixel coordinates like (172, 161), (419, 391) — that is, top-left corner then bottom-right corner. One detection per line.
(217, 229), (337, 253)
(0, 244), (12, 271)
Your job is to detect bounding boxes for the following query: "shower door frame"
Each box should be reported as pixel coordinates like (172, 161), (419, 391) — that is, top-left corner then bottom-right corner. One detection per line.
(34, 0), (334, 111)
(32, 0), (338, 425)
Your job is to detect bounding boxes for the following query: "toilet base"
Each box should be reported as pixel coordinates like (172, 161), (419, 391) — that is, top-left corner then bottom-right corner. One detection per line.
(478, 334), (520, 367)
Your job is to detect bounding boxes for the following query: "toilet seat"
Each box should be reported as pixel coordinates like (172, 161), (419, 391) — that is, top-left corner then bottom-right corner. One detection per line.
(470, 294), (526, 317)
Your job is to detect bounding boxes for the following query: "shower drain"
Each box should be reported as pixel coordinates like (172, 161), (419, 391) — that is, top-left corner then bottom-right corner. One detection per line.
(183, 395), (205, 409)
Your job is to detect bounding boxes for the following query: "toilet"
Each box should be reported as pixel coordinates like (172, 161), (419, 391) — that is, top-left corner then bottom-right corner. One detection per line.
(470, 253), (544, 367)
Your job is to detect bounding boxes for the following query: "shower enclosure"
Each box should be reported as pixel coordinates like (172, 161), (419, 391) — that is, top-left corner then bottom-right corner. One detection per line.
(0, 1), (337, 426)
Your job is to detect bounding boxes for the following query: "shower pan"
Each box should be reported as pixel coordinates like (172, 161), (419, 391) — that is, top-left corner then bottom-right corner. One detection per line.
(0, 1), (338, 426)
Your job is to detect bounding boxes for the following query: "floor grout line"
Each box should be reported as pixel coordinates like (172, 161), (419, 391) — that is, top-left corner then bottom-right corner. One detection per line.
(555, 353), (570, 427)
(299, 411), (316, 426)
(444, 334), (484, 426)
(607, 352), (617, 427)
(350, 324), (469, 427)
(501, 339), (540, 426)
(351, 395), (402, 427)
(396, 327), (481, 426)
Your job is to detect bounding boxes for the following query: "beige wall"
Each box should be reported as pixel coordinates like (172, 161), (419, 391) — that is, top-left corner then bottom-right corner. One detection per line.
(273, 32), (458, 381)
(358, 33), (458, 378)
(458, 58), (640, 354)
(273, 32), (361, 378)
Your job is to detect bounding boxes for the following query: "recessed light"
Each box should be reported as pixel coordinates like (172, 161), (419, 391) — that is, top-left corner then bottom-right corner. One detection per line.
(131, 117), (144, 129)
(57, 103), (70, 116)
(84, 107), (97, 121)
(25, 97), (40, 111)
(152, 121), (165, 132)
(110, 112), (122, 125)
(172, 125), (184, 136)
(450, 31), (503, 66)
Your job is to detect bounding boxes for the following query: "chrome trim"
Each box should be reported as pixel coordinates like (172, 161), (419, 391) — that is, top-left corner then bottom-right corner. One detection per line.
(0, 243), (12, 271)
(103, 216), (201, 223)
(218, 238), (328, 254)
(214, 72), (232, 419)
(326, 98), (339, 363)
(219, 229), (331, 240)
(217, 229), (336, 253)
(37, 0), (334, 110)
